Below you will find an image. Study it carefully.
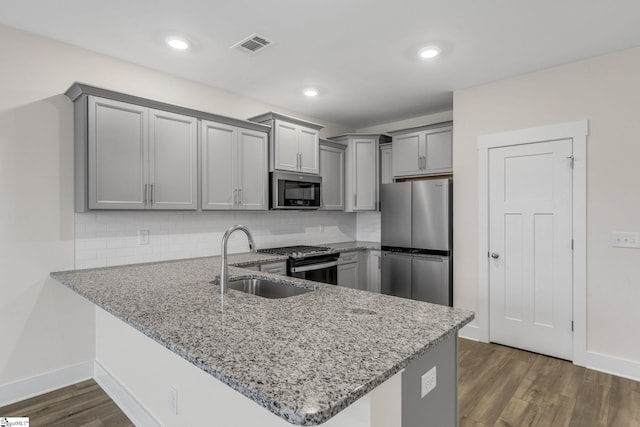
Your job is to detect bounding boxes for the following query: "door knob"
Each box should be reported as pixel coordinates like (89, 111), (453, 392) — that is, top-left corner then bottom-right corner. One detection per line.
(491, 252), (500, 259)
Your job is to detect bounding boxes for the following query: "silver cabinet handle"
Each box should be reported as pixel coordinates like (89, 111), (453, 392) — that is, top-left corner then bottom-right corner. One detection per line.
(234, 189), (238, 206)
(144, 184), (148, 204)
(353, 194), (357, 207)
(491, 252), (500, 259)
(238, 188), (243, 205)
(150, 184), (154, 204)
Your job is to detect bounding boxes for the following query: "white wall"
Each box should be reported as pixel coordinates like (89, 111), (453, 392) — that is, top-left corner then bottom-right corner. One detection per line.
(453, 47), (640, 365)
(0, 22), (354, 394)
(76, 211), (356, 268)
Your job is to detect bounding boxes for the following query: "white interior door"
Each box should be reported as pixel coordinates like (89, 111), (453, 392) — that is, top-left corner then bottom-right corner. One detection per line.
(489, 139), (573, 360)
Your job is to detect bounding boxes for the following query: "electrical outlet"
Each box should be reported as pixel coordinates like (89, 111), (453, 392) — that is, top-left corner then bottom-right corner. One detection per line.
(611, 231), (640, 248)
(168, 386), (178, 415)
(138, 230), (150, 245)
(421, 366), (436, 398)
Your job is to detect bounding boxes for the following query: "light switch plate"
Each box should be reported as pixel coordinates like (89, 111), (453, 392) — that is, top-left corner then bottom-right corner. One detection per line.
(611, 231), (640, 248)
(421, 366), (436, 398)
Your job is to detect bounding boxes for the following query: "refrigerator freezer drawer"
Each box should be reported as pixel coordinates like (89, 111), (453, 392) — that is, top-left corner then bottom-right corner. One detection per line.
(411, 255), (451, 306)
(381, 251), (412, 299)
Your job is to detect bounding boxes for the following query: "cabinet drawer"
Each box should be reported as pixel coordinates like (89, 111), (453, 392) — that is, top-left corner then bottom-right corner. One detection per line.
(260, 261), (287, 275)
(338, 252), (358, 264)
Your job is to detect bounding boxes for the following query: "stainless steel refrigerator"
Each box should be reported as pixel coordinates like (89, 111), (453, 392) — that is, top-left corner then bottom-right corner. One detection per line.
(380, 179), (452, 306)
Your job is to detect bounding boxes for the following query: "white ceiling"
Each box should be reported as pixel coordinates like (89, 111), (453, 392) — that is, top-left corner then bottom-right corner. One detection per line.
(3, 0), (640, 128)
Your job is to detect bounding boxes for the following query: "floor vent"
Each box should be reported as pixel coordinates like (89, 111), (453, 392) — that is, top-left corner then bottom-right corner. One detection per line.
(231, 33), (274, 55)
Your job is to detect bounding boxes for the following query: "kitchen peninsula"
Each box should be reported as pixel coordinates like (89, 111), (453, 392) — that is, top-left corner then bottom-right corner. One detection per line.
(51, 249), (473, 426)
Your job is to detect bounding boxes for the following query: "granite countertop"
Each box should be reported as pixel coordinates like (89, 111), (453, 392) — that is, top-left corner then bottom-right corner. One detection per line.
(323, 241), (381, 252)
(51, 249), (473, 426)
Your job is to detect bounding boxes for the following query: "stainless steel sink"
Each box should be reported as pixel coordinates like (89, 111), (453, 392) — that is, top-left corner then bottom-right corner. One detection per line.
(227, 278), (314, 299)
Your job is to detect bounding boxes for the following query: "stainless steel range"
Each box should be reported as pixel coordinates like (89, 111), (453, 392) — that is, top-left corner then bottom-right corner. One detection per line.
(258, 245), (339, 285)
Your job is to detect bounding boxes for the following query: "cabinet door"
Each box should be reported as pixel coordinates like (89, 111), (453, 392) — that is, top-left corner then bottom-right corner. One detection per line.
(425, 129), (453, 174)
(237, 128), (268, 210)
(273, 120), (299, 172)
(299, 126), (320, 174)
(380, 145), (394, 185)
(149, 109), (198, 210)
(392, 132), (422, 177)
(338, 263), (358, 288)
(88, 97), (148, 209)
(352, 138), (378, 211)
(201, 121), (236, 210)
(319, 144), (345, 210)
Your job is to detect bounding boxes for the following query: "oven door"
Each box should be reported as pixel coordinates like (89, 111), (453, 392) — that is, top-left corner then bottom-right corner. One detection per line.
(289, 258), (338, 285)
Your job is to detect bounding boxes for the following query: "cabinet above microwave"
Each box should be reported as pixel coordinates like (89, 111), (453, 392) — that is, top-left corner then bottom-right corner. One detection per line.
(249, 112), (324, 175)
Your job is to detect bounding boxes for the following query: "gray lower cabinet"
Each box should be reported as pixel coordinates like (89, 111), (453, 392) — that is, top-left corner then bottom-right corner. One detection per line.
(319, 140), (345, 210)
(84, 96), (198, 210)
(338, 262), (358, 288)
(201, 120), (268, 210)
(337, 252), (360, 289)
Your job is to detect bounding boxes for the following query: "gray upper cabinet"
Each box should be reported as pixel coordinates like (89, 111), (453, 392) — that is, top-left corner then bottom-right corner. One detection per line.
(329, 134), (390, 212)
(67, 83), (271, 212)
(149, 109), (198, 210)
(380, 142), (393, 185)
(249, 112), (323, 175)
(88, 97), (148, 209)
(201, 120), (268, 210)
(319, 140), (345, 210)
(87, 97), (197, 210)
(391, 122), (453, 178)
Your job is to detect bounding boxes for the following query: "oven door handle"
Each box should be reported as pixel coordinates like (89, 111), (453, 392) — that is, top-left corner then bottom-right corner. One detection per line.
(290, 260), (339, 273)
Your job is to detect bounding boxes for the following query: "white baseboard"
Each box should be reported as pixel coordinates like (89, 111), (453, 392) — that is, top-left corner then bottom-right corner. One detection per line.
(582, 350), (640, 382)
(458, 324), (483, 341)
(460, 324), (640, 382)
(94, 361), (160, 427)
(0, 361), (94, 407)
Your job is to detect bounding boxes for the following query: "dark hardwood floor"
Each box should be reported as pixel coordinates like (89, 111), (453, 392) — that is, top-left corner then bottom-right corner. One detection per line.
(459, 338), (640, 426)
(1, 340), (639, 426)
(0, 379), (133, 426)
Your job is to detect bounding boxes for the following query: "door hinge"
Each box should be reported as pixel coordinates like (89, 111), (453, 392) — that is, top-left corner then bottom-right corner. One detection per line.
(571, 321), (574, 332)
(571, 239), (574, 250)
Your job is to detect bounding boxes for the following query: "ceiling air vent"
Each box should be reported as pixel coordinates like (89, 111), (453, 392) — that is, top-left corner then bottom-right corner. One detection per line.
(231, 33), (274, 55)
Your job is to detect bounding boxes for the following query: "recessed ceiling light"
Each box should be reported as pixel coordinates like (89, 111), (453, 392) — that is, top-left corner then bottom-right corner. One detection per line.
(166, 36), (190, 50)
(304, 88), (319, 97)
(418, 46), (440, 59)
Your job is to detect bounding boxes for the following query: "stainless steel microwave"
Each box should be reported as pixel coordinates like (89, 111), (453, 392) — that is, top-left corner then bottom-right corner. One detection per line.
(270, 171), (322, 209)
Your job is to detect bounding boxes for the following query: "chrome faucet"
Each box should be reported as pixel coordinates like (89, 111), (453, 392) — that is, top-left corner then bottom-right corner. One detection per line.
(220, 225), (257, 296)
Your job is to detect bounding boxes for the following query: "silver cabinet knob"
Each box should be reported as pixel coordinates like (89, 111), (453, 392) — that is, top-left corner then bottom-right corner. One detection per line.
(491, 252), (500, 259)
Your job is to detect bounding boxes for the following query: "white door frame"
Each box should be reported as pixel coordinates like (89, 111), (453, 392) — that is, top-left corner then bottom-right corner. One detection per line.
(476, 120), (588, 365)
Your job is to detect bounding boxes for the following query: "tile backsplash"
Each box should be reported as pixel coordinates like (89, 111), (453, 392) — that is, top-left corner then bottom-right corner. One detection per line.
(75, 211), (358, 269)
(355, 212), (381, 242)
